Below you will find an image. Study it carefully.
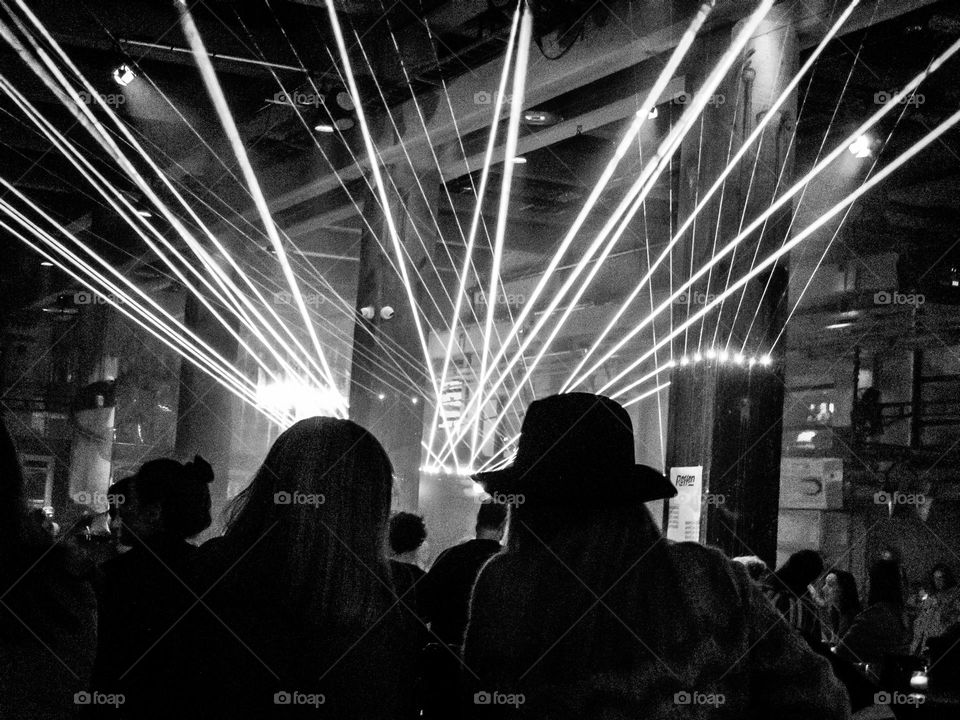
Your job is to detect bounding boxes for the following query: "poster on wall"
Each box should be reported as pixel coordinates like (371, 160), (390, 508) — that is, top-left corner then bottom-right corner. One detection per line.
(666, 466), (703, 542)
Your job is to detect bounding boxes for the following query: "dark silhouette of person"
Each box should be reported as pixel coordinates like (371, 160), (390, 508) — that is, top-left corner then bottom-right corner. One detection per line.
(178, 417), (417, 719)
(0, 416), (97, 719)
(836, 558), (909, 663)
(388, 511), (429, 625)
(422, 500), (507, 647)
(767, 549), (825, 647)
(89, 456), (214, 717)
(462, 393), (849, 719)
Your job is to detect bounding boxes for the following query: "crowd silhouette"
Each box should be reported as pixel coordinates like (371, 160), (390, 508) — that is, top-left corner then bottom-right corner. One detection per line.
(2, 393), (959, 718)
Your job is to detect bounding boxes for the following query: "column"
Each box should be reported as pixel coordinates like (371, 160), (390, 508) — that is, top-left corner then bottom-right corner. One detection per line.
(666, 10), (798, 566)
(348, 164), (434, 511)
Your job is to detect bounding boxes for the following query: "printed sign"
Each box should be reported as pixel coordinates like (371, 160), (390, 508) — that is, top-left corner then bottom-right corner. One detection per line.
(666, 466), (703, 542)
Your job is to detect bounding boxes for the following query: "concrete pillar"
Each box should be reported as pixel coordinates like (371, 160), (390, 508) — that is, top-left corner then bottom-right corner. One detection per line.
(348, 164), (433, 511)
(665, 11), (798, 565)
(174, 292), (239, 531)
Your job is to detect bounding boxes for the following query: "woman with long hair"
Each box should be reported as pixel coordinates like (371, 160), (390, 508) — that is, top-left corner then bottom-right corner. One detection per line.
(181, 417), (416, 719)
(821, 570), (862, 646)
(0, 415), (97, 719)
(464, 394), (848, 719)
(836, 558), (909, 663)
(912, 563), (960, 656)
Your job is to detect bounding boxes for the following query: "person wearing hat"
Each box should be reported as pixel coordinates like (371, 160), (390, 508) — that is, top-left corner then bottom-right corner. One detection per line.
(461, 393), (849, 719)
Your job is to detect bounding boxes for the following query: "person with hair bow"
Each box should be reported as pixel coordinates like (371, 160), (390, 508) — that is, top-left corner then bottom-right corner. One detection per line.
(88, 456), (215, 718)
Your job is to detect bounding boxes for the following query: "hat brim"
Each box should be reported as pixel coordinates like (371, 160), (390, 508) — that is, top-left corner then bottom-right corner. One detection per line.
(473, 463), (678, 504)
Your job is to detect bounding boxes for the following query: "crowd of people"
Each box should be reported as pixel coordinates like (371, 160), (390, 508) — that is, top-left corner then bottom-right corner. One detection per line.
(1, 391), (958, 719)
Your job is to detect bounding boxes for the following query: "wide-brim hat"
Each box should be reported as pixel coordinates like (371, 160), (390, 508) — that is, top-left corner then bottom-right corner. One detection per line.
(473, 393), (676, 505)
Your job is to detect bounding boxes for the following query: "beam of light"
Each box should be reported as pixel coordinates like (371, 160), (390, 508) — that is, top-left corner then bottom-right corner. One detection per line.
(610, 361), (676, 400)
(602, 101), (960, 398)
(567, 30), (960, 394)
(562, 0), (862, 392)
(321, 0), (440, 400)
(472, 5), (532, 462)
(444, 0), (719, 449)
(0, 206), (286, 425)
(0, 7), (342, 401)
(623, 382), (672, 408)
(432, 8), (523, 462)
(766, 102), (911, 353)
(7, 3), (436, 411)
(455, 0), (773, 451)
(446, 0), (721, 456)
(176, 4), (345, 415)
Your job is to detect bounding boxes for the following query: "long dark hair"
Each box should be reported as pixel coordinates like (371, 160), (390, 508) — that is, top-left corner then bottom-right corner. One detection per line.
(504, 500), (698, 679)
(772, 549), (824, 598)
(220, 417), (395, 630)
(868, 558), (904, 609)
(832, 569), (862, 618)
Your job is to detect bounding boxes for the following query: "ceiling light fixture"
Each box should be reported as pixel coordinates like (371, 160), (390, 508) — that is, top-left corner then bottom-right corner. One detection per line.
(849, 134), (873, 158)
(112, 63), (135, 87)
(314, 123), (335, 133)
(511, 156), (527, 164)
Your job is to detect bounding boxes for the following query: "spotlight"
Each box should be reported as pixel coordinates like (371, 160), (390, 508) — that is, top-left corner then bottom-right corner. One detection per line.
(360, 306), (375, 320)
(849, 134), (873, 159)
(135, 209), (153, 218)
(718, 350), (729, 363)
(748, 357), (757, 366)
(314, 123), (335, 133)
(734, 353), (745, 364)
(706, 348), (717, 359)
(112, 63), (135, 87)
(379, 306), (395, 320)
(694, 352), (703, 363)
(648, 107), (659, 120)
(523, 109), (559, 126)
(760, 355), (772, 366)
(40, 260), (54, 267)
(377, 392), (386, 401)
(680, 355), (689, 366)
(411, 397), (419, 405)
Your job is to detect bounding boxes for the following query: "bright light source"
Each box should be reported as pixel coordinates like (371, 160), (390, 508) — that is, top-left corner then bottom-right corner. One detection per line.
(796, 430), (817, 443)
(377, 392), (386, 401)
(849, 134), (873, 158)
(40, 260), (54, 267)
(826, 321), (852, 330)
(734, 353), (745, 364)
(706, 348), (717, 359)
(112, 63), (135, 87)
(680, 355), (689, 366)
(748, 357), (757, 366)
(718, 350), (729, 363)
(135, 209), (152, 218)
(511, 156), (527, 164)
(694, 352), (703, 362)
(411, 397), (419, 405)
(314, 123), (335, 133)
(648, 107), (659, 120)
(760, 355), (772, 366)
(256, 378), (344, 423)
